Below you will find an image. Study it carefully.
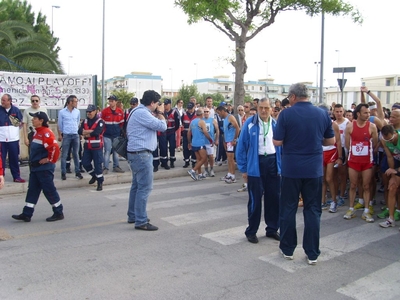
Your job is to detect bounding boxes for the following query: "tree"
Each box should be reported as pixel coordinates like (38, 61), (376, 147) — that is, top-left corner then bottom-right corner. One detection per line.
(0, 0), (63, 73)
(176, 84), (202, 106)
(175, 0), (361, 106)
(111, 89), (135, 109)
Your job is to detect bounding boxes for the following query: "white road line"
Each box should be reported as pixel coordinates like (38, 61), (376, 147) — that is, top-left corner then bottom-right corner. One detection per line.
(162, 204), (244, 226)
(202, 210), (338, 246)
(104, 181), (229, 200)
(201, 226), (246, 245)
(259, 223), (398, 273)
(336, 261), (400, 299)
(148, 194), (230, 211)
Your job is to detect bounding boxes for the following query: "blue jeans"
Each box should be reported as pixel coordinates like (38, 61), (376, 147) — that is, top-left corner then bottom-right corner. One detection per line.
(245, 155), (280, 236)
(103, 136), (119, 170)
(61, 134), (80, 174)
(1, 141), (21, 180)
(279, 176), (322, 260)
(127, 151), (153, 226)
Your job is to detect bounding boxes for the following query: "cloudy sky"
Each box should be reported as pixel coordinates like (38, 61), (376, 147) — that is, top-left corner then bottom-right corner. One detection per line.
(28, 0), (399, 90)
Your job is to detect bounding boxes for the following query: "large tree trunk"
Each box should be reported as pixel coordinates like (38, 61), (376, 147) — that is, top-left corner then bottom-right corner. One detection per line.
(233, 38), (247, 107)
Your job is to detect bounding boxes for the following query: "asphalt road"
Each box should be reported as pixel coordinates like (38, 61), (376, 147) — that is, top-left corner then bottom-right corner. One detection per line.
(0, 173), (399, 300)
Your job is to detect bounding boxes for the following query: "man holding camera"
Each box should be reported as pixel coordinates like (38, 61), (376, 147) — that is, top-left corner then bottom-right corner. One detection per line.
(126, 91), (167, 231)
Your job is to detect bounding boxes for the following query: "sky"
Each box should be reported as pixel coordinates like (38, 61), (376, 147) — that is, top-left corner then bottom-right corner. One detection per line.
(27, 0), (400, 91)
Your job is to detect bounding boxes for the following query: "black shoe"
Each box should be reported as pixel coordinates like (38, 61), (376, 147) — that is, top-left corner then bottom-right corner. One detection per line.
(127, 218), (150, 224)
(135, 223), (158, 231)
(61, 173), (66, 180)
(75, 172), (83, 180)
(153, 167), (158, 172)
(266, 232), (280, 241)
(183, 162), (190, 168)
(161, 164), (170, 170)
(12, 214), (31, 222)
(170, 161), (175, 168)
(89, 176), (96, 185)
(66, 168), (72, 174)
(96, 183), (103, 191)
(80, 168), (85, 173)
(247, 235), (259, 244)
(191, 163), (196, 168)
(46, 213), (64, 222)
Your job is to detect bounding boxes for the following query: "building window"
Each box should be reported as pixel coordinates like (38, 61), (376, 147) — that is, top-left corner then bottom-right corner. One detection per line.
(377, 91), (381, 99)
(224, 86), (228, 90)
(251, 86), (254, 91)
(386, 79), (391, 86)
(398, 78), (400, 86)
(260, 86), (263, 91)
(387, 92), (391, 104)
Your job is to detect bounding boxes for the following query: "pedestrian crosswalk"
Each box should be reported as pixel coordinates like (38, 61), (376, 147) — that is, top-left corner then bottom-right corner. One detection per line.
(103, 177), (400, 298)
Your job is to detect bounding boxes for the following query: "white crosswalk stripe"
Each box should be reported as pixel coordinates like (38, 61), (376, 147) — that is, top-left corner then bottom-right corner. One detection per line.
(162, 204), (244, 226)
(201, 210), (339, 246)
(104, 181), (231, 200)
(258, 222), (398, 273)
(336, 260), (400, 299)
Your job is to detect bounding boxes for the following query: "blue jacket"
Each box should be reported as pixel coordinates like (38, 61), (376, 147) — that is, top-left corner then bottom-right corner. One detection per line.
(236, 114), (281, 177)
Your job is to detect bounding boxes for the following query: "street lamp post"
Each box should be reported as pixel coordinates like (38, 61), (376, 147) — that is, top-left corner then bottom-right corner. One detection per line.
(335, 50), (340, 102)
(314, 61), (320, 102)
(264, 60), (269, 98)
(169, 68), (173, 97)
(51, 5), (60, 33)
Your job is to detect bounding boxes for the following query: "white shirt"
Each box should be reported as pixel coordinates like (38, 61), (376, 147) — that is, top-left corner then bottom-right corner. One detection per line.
(258, 117), (275, 155)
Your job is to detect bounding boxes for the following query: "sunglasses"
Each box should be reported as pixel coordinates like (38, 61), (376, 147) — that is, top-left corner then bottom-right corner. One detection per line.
(31, 100), (39, 103)
(204, 111), (210, 113)
(244, 106), (249, 108)
(238, 109), (244, 111)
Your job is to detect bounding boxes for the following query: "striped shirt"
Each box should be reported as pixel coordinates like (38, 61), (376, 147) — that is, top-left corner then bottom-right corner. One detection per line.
(127, 104), (167, 152)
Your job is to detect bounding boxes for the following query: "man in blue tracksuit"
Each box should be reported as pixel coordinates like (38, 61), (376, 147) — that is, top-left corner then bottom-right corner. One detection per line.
(236, 98), (282, 244)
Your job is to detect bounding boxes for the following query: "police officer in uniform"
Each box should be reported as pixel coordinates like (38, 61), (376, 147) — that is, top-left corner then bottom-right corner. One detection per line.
(79, 104), (106, 191)
(12, 112), (63, 222)
(163, 99), (180, 168)
(182, 102), (197, 168)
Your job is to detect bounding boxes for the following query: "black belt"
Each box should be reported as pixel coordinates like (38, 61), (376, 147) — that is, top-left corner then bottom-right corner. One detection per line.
(258, 153), (276, 158)
(128, 150), (152, 154)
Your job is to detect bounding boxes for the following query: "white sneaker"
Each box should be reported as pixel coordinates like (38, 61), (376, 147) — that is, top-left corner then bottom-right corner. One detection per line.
(237, 184), (248, 192)
(379, 218), (395, 228)
(210, 169), (215, 177)
(220, 174), (229, 181)
(280, 250), (293, 260)
(225, 176), (237, 184)
(307, 258), (318, 265)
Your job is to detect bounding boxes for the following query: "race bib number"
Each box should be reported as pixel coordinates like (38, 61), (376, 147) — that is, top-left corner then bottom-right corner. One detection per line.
(351, 141), (368, 156)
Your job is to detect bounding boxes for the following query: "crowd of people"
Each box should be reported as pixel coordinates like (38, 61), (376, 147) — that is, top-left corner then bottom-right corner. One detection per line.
(3, 81), (400, 265)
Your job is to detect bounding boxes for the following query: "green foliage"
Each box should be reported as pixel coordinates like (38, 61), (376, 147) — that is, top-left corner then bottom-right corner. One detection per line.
(175, 0), (361, 106)
(202, 92), (226, 106)
(111, 89), (135, 109)
(0, 0), (63, 73)
(176, 84), (202, 106)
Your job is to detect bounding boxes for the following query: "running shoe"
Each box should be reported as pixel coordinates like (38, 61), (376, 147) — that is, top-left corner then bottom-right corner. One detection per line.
(280, 250), (293, 260)
(210, 169), (215, 177)
(343, 209), (356, 220)
(379, 218), (395, 228)
(220, 174), (229, 181)
(369, 206), (374, 215)
(377, 208), (389, 219)
(307, 258), (318, 265)
(198, 174), (207, 180)
(237, 184), (248, 192)
(329, 202), (338, 213)
(321, 203), (329, 210)
(336, 196), (346, 206)
(361, 212), (374, 223)
(354, 202), (365, 210)
(225, 176), (237, 184)
(326, 199), (333, 205)
(187, 170), (197, 181)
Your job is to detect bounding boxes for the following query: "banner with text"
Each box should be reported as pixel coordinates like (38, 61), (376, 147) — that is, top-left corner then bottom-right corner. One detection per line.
(0, 71), (94, 109)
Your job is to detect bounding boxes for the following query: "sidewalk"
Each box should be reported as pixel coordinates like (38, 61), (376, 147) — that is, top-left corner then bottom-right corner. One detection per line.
(0, 150), (228, 196)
